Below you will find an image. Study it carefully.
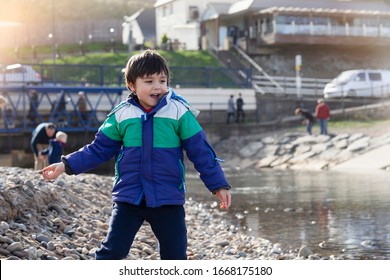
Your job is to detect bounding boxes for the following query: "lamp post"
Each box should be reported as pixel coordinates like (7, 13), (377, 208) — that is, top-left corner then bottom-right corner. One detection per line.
(51, 1), (56, 64)
(51, 0), (56, 84)
(110, 27), (115, 53)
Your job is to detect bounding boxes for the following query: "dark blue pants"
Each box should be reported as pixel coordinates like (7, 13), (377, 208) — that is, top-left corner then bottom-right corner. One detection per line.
(95, 201), (187, 260)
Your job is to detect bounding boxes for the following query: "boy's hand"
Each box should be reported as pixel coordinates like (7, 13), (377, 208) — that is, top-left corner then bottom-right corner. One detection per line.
(39, 162), (65, 180)
(216, 189), (231, 210)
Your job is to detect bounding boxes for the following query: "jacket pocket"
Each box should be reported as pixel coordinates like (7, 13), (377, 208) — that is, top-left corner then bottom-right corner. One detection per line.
(114, 152), (124, 185)
(178, 159), (186, 192)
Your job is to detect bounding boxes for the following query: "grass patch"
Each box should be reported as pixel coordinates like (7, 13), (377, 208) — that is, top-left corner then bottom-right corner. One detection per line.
(36, 49), (231, 87)
(42, 50), (222, 67)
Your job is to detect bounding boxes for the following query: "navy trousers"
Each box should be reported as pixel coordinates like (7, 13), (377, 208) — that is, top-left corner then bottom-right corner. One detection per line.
(95, 201), (187, 260)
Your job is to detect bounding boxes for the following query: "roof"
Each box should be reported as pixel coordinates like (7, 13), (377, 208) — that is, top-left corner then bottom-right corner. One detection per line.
(154, 0), (175, 8)
(257, 6), (390, 16)
(202, 2), (232, 20)
(228, 0), (390, 15)
(123, 8), (156, 41)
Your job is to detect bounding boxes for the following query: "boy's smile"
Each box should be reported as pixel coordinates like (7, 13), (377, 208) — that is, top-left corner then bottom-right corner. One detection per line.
(128, 73), (168, 110)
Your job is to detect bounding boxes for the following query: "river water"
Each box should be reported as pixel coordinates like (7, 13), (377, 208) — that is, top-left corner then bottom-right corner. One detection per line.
(185, 168), (390, 260)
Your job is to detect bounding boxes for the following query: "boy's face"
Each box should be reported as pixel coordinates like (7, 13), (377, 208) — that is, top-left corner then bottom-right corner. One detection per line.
(128, 72), (168, 110)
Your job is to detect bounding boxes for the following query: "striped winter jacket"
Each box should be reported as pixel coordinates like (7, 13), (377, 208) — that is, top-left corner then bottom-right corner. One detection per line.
(62, 89), (230, 207)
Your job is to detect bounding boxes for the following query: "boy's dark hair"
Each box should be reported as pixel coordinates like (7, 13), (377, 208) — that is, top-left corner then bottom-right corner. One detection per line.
(124, 50), (170, 94)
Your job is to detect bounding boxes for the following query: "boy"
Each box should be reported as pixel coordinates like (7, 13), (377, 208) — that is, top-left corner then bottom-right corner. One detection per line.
(40, 131), (68, 164)
(40, 50), (231, 260)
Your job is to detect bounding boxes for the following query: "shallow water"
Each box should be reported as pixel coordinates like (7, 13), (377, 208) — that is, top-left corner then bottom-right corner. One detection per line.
(186, 168), (390, 259)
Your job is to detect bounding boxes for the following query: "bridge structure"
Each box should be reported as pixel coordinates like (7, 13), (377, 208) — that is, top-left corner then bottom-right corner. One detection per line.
(0, 85), (126, 135)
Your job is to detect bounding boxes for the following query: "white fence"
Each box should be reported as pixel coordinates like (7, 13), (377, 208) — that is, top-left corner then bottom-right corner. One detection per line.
(252, 75), (330, 97)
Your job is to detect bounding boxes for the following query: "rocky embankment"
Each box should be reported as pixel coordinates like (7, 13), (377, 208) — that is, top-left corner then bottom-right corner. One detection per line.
(215, 131), (390, 171)
(0, 166), (332, 260)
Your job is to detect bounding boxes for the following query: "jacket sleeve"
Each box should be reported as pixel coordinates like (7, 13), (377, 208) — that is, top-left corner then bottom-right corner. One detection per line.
(63, 130), (122, 175)
(183, 130), (230, 192)
(178, 109), (230, 192)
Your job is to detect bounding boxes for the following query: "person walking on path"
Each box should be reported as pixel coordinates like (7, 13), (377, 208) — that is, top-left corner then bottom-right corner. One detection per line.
(40, 49), (231, 260)
(28, 89), (39, 126)
(295, 107), (315, 135)
(315, 99), (331, 135)
(31, 122), (57, 170)
(40, 131), (68, 165)
(226, 94), (235, 124)
(236, 92), (245, 123)
(0, 95), (7, 127)
(76, 91), (88, 123)
(0, 95), (7, 110)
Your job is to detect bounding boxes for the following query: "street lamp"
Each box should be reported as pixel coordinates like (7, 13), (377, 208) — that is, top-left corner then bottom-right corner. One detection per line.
(110, 27), (115, 53)
(51, 0), (57, 84)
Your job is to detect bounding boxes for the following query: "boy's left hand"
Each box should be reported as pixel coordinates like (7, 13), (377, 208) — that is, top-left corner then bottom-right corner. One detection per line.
(216, 189), (231, 210)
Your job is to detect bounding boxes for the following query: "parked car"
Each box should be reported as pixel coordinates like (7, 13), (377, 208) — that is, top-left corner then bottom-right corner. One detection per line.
(0, 63), (41, 85)
(323, 69), (390, 99)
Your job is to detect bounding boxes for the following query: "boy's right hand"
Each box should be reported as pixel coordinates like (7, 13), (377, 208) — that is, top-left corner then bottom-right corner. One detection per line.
(39, 162), (65, 180)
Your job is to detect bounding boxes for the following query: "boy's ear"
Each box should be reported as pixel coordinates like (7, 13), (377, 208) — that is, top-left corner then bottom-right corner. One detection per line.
(127, 82), (135, 92)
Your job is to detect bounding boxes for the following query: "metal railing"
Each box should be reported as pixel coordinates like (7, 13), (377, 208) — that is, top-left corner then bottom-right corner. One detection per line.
(252, 75), (331, 97)
(1, 63), (253, 89)
(0, 85), (126, 134)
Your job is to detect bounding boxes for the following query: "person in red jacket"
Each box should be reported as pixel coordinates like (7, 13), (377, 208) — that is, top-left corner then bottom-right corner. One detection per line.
(315, 99), (330, 135)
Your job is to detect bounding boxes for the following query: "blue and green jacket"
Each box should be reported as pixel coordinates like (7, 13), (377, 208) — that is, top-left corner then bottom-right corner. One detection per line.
(62, 89), (230, 207)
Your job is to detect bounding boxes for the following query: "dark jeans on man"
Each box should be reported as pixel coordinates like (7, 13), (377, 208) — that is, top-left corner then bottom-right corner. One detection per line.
(95, 201), (187, 260)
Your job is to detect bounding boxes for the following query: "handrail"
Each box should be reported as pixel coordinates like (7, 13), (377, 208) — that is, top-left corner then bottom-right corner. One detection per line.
(0, 85), (126, 134)
(233, 45), (284, 92)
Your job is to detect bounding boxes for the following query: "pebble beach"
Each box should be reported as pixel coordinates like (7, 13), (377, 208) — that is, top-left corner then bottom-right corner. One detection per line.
(3, 121), (390, 260)
(0, 166), (334, 260)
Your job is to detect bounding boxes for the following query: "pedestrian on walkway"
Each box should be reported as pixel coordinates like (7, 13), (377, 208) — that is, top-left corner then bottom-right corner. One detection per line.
(226, 95), (235, 124)
(76, 91), (88, 123)
(0, 95), (7, 128)
(236, 92), (245, 123)
(315, 99), (331, 135)
(28, 89), (39, 125)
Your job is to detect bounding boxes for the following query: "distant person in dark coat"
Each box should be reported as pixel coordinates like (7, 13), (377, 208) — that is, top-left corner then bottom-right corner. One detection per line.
(30, 122), (57, 170)
(236, 92), (245, 123)
(40, 131), (68, 164)
(295, 107), (315, 135)
(28, 89), (39, 125)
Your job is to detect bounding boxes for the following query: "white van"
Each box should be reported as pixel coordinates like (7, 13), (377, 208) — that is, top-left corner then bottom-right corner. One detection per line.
(323, 69), (390, 98)
(0, 64), (41, 85)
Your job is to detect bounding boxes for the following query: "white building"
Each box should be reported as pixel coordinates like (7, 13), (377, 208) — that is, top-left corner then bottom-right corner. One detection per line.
(154, 0), (236, 50)
(122, 8), (156, 50)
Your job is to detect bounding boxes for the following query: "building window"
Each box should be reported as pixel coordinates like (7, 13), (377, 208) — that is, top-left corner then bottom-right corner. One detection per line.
(189, 6), (199, 20)
(162, 4), (173, 17)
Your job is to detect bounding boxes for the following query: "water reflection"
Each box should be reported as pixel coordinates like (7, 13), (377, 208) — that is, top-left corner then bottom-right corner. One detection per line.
(186, 169), (390, 259)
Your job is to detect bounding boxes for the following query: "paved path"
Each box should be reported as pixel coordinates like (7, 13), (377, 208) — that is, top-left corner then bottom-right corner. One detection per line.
(332, 144), (390, 170)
